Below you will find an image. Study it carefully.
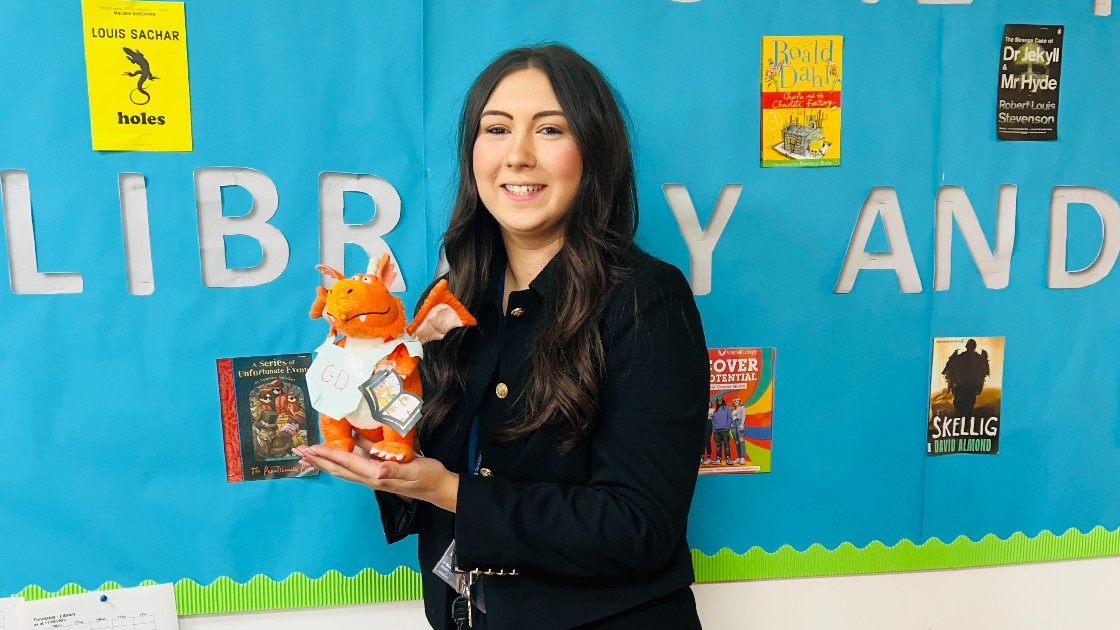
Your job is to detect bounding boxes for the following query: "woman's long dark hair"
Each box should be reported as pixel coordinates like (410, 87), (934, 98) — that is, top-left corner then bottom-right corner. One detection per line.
(419, 44), (639, 451)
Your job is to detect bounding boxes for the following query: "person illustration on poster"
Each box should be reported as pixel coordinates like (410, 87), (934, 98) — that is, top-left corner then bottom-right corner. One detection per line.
(941, 338), (990, 417)
(711, 396), (733, 465)
(703, 403), (715, 464)
(731, 396), (749, 465)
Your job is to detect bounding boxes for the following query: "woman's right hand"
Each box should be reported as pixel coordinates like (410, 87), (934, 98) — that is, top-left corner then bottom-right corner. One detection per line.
(293, 441), (460, 512)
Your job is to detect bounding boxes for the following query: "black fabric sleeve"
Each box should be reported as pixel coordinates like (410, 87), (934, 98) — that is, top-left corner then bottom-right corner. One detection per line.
(453, 261), (708, 578)
(374, 489), (420, 544)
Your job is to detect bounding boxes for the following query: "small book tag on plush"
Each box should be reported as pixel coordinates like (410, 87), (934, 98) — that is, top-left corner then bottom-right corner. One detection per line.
(360, 368), (423, 434)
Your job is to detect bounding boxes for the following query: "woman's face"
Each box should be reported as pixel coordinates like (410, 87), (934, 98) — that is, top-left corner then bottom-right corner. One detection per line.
(473, 68), (583, 248)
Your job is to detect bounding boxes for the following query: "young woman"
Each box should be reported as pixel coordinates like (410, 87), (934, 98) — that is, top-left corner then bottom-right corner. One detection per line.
(296, 44), (708, 629)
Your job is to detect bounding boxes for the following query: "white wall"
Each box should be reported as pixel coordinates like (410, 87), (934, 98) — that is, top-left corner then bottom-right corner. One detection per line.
(179, 556), (1120, 629)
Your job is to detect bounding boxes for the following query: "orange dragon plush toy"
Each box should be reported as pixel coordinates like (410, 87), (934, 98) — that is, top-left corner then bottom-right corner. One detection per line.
(305, 253), (475, 462)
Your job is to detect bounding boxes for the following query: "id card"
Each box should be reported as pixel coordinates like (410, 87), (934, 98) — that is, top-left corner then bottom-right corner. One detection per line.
(433, 540), (468, 597)
(433, 540), (487, 613)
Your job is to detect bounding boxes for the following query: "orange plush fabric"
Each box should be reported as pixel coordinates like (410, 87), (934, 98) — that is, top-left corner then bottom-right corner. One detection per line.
(310, 254), (476, 462)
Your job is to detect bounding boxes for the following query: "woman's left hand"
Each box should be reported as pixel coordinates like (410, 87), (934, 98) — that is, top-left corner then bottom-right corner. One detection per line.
(293, 444), (460, 513)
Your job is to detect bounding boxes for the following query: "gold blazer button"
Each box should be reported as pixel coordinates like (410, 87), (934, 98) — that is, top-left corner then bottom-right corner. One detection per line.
(510, 307), (525, 317)
(479, 467), (493, 477)
(495, 383), (509, 398)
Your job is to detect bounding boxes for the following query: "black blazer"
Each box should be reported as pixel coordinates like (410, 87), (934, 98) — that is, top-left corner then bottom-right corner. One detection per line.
(377, 250), (708, 629)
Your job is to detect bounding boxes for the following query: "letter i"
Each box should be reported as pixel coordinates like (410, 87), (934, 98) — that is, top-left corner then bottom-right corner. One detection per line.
(119, 173), (155, 294)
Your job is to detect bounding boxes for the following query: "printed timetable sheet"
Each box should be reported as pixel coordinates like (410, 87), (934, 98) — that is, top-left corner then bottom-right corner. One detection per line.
(3, 586), (177, 630)
(0, 598), (26, 630)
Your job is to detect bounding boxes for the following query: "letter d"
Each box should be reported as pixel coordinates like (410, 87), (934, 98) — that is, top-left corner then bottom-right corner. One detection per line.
(1047, 187), (1120, 289)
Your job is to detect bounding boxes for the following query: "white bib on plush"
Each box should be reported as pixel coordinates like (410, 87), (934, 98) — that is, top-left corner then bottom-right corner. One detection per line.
(305, 335), (423, 426)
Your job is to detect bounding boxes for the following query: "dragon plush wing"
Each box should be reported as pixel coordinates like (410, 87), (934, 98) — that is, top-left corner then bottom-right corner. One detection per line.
(407, 280), (477, 343)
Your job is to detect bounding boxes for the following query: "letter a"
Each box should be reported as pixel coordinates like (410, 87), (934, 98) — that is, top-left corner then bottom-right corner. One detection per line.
(835, 187), (922, 293)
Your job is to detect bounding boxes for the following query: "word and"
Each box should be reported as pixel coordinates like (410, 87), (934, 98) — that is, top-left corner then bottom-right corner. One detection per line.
(833, 185), (1120, 293)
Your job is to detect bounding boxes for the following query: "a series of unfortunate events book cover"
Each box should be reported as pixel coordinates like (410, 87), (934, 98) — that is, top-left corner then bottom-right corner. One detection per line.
(217, 353), (319, 482)
(927, 337), (1005, 456)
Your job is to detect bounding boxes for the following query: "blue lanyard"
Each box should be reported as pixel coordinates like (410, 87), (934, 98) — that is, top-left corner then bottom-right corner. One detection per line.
(467, 414), (482, 475)
(465, 268), (509, 477)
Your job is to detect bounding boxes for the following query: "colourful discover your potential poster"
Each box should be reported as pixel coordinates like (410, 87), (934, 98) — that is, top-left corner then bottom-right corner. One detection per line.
(701, 348), (775, 475)
(761, 35), (842, 168)
(81, 0), (193, 151)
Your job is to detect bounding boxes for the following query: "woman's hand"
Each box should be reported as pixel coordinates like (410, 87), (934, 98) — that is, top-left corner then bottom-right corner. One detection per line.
(293, 441), (460, 513)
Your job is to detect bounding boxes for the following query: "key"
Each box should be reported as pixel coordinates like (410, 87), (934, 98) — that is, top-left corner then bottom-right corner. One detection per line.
(465, 573), (474, 628)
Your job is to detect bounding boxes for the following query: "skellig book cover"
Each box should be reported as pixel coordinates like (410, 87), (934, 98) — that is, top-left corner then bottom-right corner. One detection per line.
(927, 337), (1005, 456)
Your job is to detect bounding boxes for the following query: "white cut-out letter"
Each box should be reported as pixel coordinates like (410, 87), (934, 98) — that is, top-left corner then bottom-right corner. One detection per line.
(1047, 186), (1120, 289)
(835, 187), (922, 294)
(318, 172), (405, 291)
(0, 170), (84, 294)
(433, 246), (450, 281)
(662, 184), (741, 296)
(1094, 0), (1111, 17)
(194, 167), (290, 288)
(934, 185), (1016, 291)
(119, 173), (154, 295)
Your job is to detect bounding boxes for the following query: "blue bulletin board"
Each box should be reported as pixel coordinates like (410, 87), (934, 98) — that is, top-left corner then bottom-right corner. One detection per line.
(3, 0), (1120, 613)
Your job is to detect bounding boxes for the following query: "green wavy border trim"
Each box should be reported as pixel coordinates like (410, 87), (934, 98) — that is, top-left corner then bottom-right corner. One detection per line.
(692, 525), (1120, 582)
(13, 526), (1120, 615)
(14, 568), (422, 616)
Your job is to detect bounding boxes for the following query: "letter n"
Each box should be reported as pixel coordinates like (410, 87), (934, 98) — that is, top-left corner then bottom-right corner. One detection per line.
(933, 185), (1016, 290)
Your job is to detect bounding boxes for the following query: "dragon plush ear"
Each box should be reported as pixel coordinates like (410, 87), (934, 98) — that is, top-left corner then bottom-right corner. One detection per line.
(366, 253), (397, 289)
(311, 264), (344, 321)
(408, 279), (477, 343)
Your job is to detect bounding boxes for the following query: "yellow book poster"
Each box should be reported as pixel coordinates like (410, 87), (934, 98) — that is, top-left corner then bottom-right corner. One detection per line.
(760, 35), (841, 168)
(82, 0), (192, 151)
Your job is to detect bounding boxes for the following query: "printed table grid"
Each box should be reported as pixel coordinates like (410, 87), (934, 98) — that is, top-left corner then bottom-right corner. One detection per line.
(27, 615), (158, 629)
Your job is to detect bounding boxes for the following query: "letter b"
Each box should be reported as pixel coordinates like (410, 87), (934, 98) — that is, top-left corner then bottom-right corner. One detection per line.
(194, 167), (290, 287)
